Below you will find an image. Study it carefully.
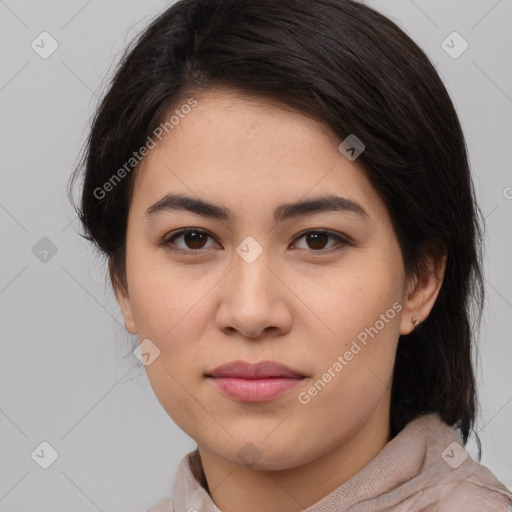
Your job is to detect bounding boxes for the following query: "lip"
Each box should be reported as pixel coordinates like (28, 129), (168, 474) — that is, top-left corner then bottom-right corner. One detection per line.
(206, 360), (306, 403)
(207, 360), (305, 379)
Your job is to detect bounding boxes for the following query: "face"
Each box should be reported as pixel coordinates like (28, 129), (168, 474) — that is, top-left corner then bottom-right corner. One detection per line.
(115, 88), (434, 471)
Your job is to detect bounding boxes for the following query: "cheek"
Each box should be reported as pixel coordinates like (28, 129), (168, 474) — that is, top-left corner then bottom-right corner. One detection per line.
(294, 253), (403, 348)
(125, 253), (214, 389)
(128, 274), (208, 375)
(126, 243), (212, 338)
(295, 269), (402, 437)
(129, 275), (209, 434)
(144, 359), (208, 440)
(294, 253), (403, 406)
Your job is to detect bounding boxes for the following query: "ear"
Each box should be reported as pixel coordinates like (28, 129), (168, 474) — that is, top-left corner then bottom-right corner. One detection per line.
(109, 260), (138, 335)
(399, 250), (447, 335)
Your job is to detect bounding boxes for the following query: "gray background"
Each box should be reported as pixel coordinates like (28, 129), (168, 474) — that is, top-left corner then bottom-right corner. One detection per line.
(0, 1), (511, 511)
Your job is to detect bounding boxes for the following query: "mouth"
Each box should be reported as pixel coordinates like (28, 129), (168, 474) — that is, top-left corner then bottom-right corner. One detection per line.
(205, 360), (306, 402)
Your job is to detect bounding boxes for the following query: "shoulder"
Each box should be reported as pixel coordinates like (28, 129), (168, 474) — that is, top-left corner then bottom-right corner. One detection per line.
(144, 496), (174, 512)
(433, 464), (512, 511)
(400, 414), (512, 511)
(436, 482), (512, 512)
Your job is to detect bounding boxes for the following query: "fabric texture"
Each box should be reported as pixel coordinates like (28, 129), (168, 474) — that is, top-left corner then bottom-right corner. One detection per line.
(145, 413), (512, 512)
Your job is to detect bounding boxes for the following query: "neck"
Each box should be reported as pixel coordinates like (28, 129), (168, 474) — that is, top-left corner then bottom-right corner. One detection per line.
(197, 399), (391, 512)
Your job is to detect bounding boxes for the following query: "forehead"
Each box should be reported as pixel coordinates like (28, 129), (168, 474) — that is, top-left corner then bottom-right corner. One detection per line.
(129, 88), (386, 224)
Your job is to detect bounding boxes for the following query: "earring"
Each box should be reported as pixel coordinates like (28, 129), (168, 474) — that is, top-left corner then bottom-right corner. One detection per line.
(412, 316), (418, 327)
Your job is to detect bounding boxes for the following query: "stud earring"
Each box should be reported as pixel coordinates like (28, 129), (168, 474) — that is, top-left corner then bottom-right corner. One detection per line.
(412, 316), (418, 327)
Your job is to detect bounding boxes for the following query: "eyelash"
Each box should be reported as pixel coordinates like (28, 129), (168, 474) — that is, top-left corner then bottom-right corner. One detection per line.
(159, 228), (351, 256)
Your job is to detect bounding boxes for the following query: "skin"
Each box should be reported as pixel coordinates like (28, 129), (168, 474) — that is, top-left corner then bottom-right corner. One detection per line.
(114, 88), (446, 512)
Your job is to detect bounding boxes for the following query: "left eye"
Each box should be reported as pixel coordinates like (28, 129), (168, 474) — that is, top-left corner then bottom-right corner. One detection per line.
(292, 230), (348, 251)
(160, 229), (348, 254)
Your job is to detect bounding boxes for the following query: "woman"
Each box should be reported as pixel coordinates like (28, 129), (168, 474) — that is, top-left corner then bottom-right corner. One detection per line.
(69, 0), (512, 510)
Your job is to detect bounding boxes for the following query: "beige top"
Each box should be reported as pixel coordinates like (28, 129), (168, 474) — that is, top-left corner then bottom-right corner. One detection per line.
(146, 413), (512, 511)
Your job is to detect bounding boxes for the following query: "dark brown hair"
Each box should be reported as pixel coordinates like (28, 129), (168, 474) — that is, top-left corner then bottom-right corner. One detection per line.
(69, 0), (485, 482)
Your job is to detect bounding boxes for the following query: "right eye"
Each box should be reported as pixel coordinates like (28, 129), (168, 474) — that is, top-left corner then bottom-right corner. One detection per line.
(159, 228), (221, 255)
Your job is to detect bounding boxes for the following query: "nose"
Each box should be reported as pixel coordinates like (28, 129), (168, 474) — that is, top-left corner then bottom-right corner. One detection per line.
(215, 246), (292, 340)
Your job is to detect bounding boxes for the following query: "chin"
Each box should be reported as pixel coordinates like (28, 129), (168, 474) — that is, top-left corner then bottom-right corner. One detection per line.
(210, 436), (314, 472)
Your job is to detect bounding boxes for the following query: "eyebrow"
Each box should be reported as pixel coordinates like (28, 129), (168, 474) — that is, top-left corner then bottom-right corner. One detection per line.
(144, 193), (369, 223)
